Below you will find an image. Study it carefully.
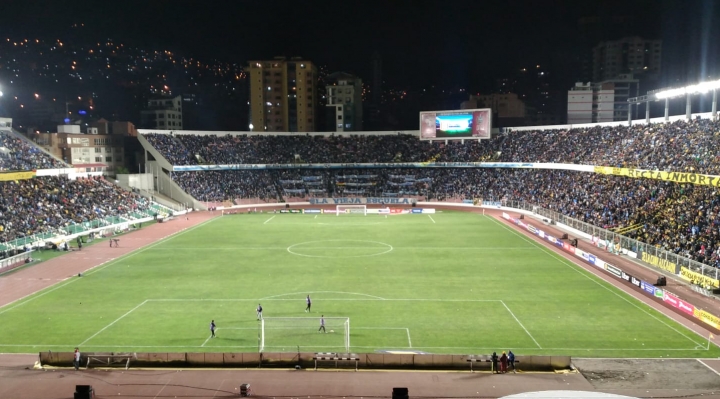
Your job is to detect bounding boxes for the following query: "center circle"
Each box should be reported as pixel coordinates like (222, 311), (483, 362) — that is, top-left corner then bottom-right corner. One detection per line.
(286, 240), (394, 258)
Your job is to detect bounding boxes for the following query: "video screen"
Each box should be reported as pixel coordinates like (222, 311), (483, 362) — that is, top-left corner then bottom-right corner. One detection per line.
(420, 109), (491, 140)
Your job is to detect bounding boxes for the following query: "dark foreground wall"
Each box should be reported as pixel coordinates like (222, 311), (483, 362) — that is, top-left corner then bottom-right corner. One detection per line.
(39, 351), (571, 371)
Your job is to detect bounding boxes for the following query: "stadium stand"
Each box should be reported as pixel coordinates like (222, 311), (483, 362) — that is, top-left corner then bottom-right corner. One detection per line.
(145, 119), (720, 173)
(142, 118), (720, 270)
(0, 129), (68, 171)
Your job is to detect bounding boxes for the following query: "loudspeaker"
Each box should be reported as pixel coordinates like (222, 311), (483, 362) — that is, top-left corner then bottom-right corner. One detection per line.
(392, 387), (409, 399)
(570, 239), (578, 247)
(561, 233), (568, 239)
(285, 204), (290, 209)
(411, 201), (417, 207)
(74, 385), (93, 399)
(519, 215), (524, 219)
(655, 276), (667, 286)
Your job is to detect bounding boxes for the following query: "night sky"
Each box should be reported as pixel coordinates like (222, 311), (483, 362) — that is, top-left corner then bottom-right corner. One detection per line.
(4, 0), (720, 92)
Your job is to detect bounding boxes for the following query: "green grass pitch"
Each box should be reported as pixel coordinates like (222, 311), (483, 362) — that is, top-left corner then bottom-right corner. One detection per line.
(0, 211), (717, 358)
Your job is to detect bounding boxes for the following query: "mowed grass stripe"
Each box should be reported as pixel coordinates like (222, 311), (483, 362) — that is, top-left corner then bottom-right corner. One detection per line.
(0, 212), (716, 357)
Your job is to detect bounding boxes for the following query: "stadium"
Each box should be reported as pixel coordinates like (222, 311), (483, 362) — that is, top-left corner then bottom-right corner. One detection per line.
(3, 81), (720, 397)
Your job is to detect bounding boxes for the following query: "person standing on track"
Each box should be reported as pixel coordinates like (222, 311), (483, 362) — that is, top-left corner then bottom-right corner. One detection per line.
(73, 347), (81, 370)
(256, 304), (263, 320)
(318, 315), (326, 333)
(305, 295), (312, 313)
(508, 350), (516, 373)
(210, 320), (216, 338)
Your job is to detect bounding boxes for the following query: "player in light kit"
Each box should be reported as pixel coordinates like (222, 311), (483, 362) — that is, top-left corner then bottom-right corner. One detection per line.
(318, 315), (326, 333)
(305, 295), (312, 313)
(256, 304), (263, 320)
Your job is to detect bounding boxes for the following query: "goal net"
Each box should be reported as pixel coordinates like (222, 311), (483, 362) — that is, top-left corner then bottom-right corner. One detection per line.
(336, 205), (367, 216)
(259, 317), (350, 352)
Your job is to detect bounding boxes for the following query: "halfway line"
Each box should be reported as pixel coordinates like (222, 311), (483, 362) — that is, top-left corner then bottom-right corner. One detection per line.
(428, 215), (436, 224)
(263, 216), (276, 224)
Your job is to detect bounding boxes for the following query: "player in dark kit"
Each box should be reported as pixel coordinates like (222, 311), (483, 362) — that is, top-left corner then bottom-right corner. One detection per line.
(210, 320), (216, 338)
(305, 295), (312, 313)
(256, 304), (263, 320)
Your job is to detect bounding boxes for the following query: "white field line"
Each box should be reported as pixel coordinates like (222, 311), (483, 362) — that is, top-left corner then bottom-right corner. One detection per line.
(153, 380), (171, 399)
(79, 300), (148, 346)
(500, 300), (541, 349)
(428, 215), (436, 224)
(0, 216), (219, 316)
(200, 334), (213, 347)
(697, 359), (720, 377)
(259, 291), (387, 300)
(263, 215), (275, 224)
(486, 215), (706, 348)
(407, 328), (413, 348)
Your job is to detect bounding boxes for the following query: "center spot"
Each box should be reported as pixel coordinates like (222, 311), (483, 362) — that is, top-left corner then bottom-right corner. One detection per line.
(286, 240), (394, 258)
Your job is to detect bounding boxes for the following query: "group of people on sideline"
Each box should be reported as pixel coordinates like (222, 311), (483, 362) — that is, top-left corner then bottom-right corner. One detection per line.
(491, 351), (516, 373)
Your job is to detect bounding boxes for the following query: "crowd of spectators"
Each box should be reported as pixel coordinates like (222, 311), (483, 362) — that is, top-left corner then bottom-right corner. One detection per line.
(0, 130), (67, 171)
(172, 171), (280, 202)
(0, 176), (150, 244)
(144, 119), (720, 174)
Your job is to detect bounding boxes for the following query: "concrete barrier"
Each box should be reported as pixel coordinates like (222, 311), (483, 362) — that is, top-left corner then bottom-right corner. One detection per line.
(39, 351), (572, 371)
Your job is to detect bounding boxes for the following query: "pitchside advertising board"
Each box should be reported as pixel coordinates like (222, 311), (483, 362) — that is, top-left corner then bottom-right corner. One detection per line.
(499, 212), (719, 331)
(419, 109), (492, 140)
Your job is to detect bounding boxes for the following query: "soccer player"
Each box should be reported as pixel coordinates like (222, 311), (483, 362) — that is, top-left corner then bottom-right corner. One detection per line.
(305, 295), (312, 313)
(318, 315), (326, 333)
(256, 304), (263, 320)
(210, 320), (216, 338)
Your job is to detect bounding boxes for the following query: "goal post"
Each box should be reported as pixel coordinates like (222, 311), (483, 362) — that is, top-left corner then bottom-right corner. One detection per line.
(259, 317), (350, 353)
(336, 205), (367, 216)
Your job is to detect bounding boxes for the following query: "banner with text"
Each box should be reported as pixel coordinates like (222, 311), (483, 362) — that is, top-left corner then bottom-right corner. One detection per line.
(679, 266), (720, 288)
(0, 170), (36, 181)
(594, 166), (720, 188)
(309, 197), (415, 205)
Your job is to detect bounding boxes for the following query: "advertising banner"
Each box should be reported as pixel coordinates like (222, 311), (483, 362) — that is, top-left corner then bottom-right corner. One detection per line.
(279, 209), (302, 214)
(527, 225), (538, 234)
(303, 209), (321, 214)
(421, 208), (436, 214)
(663, 292), (680, 309)
(677, 298), (695, 315)
(411, 208), (423, 214)
(605, 264), (622, 277)
(694, 309), (720, 329)
(593, 257), (605, 269)
(641, 280), (656, 295)
(679, 266), (720, 288)
(309, 197), (414, 205)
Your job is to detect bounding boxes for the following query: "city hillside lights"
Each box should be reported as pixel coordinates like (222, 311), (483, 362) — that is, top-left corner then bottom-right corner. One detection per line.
(655, 79), (720, 99)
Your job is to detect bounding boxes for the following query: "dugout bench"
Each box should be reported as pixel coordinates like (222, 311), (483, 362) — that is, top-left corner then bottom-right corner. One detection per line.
(313, 352), (359, 371)
(85, 354), (134, 370)
(466, 355), (519, 373)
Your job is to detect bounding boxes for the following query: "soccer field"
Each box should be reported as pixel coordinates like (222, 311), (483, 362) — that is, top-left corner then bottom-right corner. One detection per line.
(0, 211), (717, 358)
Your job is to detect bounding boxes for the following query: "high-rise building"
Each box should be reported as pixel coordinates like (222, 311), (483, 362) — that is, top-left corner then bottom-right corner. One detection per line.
(140, 95), (183, 130)
(592, 36), (662, 82)
(325, 72), (363, 132)
(567, 74), (639, 124)
(248, 57), (318, 132)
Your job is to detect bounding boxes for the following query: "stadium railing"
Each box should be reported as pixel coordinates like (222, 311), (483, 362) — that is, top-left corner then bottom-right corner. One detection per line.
(502, 200), (719, 280)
